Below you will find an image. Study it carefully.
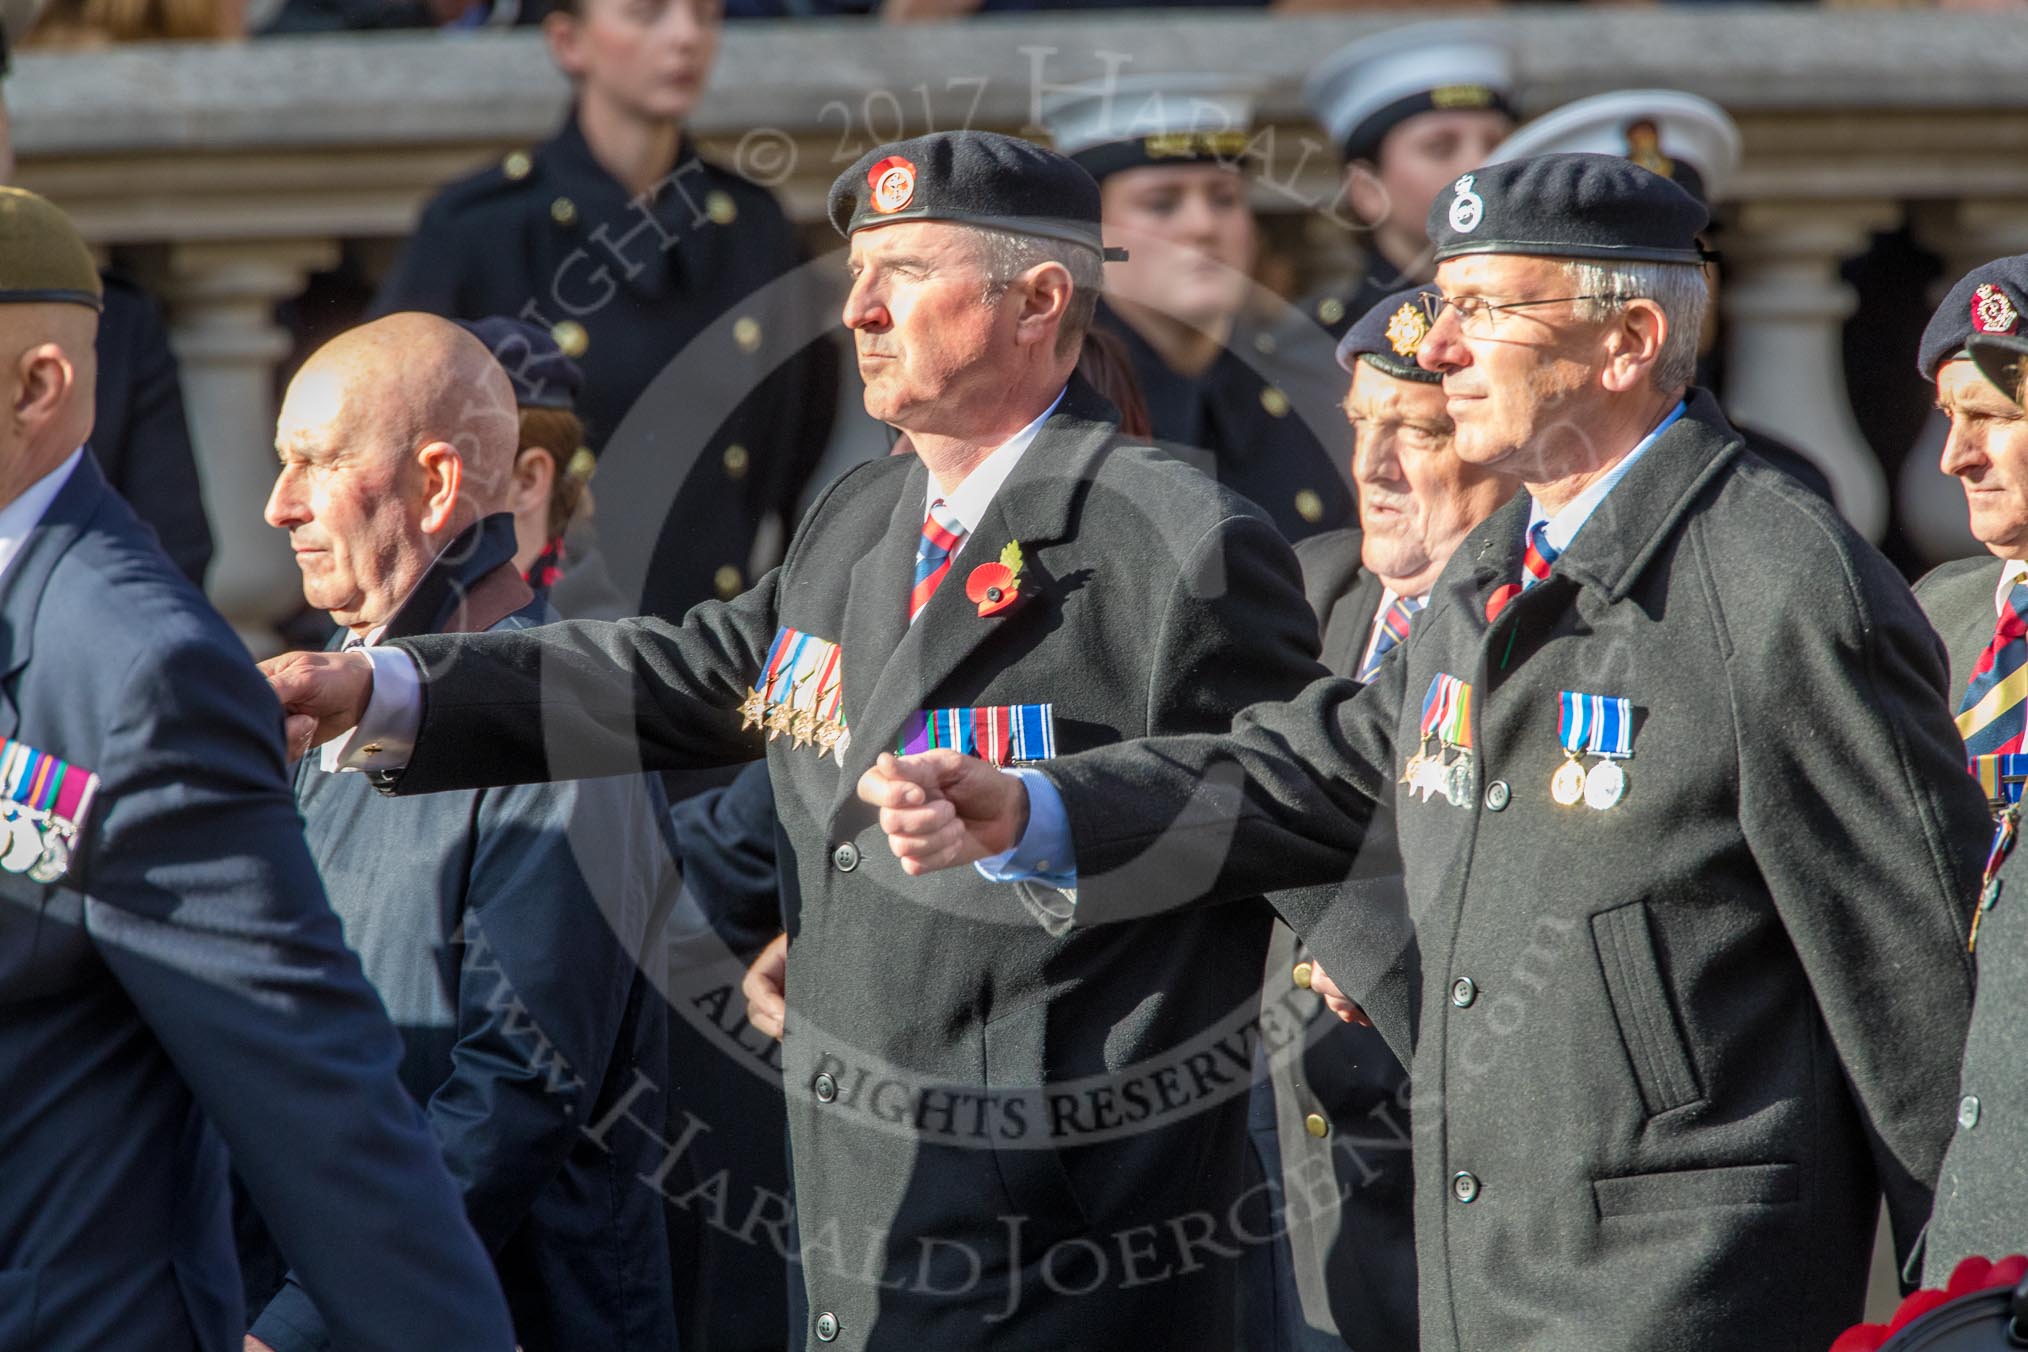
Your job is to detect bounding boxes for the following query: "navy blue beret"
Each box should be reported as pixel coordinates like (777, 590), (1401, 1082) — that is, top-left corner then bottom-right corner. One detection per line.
(454, 316), (583, 412)
(1427, 152), (1708, 268)
(1335, 286), (1442, 383)
(1918, 255), (2028, 383)
(828, 131), (1118, 257)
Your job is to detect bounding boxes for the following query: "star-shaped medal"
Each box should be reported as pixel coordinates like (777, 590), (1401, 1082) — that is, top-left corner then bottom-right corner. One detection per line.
(739, 687), (766, 732)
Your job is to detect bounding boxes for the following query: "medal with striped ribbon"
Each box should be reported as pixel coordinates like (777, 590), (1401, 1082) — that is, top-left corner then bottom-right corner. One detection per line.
(896, 703), (1055, 767)
(0, 739), (99, 883)
(1405, 674), (1474, 807)
(1554, 691), (1633, 810)
(741, 627), (851, 761)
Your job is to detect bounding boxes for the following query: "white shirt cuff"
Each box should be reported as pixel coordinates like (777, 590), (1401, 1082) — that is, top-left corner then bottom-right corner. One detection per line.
(319, 646), (422, 773)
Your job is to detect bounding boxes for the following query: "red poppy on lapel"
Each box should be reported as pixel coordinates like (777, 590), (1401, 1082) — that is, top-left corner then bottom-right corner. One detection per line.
(966, 540), (1025, 617)
(1486, 582), (1521, 622)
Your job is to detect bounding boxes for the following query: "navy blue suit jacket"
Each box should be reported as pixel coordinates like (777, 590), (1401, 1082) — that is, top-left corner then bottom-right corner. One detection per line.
(0, 454), (512, 1352)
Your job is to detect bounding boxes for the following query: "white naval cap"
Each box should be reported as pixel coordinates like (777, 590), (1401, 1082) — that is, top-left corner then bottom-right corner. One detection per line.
(1489, 89), (1741, 207)
(1303, 21), (1516, 164)
(1040, 74), (1261, 182)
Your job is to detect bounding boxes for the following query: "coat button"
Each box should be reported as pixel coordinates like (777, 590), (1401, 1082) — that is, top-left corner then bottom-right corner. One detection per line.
(1959, 1094), (1981, 1129)
(1452, 1171), (1480, 1204)
(1304, 1112), (1329, 1138)
(706, 189), (739, 225)
(551, 321), (589, 359)
(1451, 977), (1477, 1008)
(722, 443), (750, 479)
(815, 1311), (839, 1342)
(501, 149), (533, 180)
(833, 841), (859, 872)
(1260, 386), (1291, 418)
(714, 565), (744, 599)
(813, 1072), (838, 1103)
(1291, 961), (1314, 989)
(1294, 489), (1324, 524)
(733, 316), (763, 353)
(1484, 780), (1510, 811)
(1318, 297), (1346, 326)
(550, 195), (578, 227)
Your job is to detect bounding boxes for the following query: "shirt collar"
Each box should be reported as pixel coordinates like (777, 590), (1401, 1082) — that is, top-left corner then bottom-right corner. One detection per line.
(924, 387), (1067, 537)
(0, 447), (83, 592)
(1526, 400), (1688, 555)
(1995, 557), (2028, 617)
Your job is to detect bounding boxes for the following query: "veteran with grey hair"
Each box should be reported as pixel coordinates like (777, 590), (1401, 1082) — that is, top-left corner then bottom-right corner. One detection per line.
(263, 130), (1329, 1351)
(863, 152), (1990, 1352)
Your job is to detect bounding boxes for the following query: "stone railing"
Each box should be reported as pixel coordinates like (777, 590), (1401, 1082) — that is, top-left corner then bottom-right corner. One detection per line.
(14, 7), (2028, 643)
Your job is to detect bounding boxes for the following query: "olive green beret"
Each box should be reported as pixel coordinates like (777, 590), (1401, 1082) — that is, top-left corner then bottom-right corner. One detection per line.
(0, 188), (102, 312)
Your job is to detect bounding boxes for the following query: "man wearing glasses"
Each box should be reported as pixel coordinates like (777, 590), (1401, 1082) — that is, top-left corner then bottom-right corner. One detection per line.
(862, 153), (1990, 1352)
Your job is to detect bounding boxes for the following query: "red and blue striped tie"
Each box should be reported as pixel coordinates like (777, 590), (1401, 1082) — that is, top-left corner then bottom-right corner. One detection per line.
(1358, 594), (1423, 683)
(909, 499), (967, 622)
(1521, 521), (1560, 591)
(1960, 580), (2028, 756)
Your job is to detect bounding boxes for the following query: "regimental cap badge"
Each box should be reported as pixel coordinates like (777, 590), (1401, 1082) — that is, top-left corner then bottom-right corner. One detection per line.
(1447, 173), (1485, 234)
(1622, 118), (1675, 182)
(1386, 301), (1430, 358)
(868, 155), (918, 214)
(1973, 282), (2021, 337)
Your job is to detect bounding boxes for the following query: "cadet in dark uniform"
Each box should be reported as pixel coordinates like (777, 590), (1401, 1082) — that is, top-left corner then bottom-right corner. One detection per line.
(373, 0), (836, 620)
(1243, 287), (1518, 1352)
(0, 188), (515, 1352)
(1297, 23), (1517, 341)
(1488, 88), (1836, 502)
(267, 131), (1329, 1352)
(0, 30), (212, 584)
(1910, 256), (2028, 1280)
(869, 155), (1991, 1352)
(247, 314), (676, 1352)
(1040, 77), (1353, 542)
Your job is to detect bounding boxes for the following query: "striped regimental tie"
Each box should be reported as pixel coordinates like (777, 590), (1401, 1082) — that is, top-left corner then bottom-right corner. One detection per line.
(1960, 579), (2028, 757)
(1521, 520), (1560, 591)
(1358, 594), (1424, 683)
(909, 498), (967, 623)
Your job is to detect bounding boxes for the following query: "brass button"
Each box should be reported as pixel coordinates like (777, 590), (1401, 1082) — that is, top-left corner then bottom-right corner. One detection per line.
(1304, 1112), (1328, 1139)
(714, 565), (743, 599)
(1252, 331), (1277, 355)
(1318, 297), (1346, 326)
(1294, 489), (1325, 524)
(501, 149), (533, 181)
(550, 196), (578, 227)
(1260, 386), (1290, 418)
(551, 321), (589, 359)
(1291, 961), (1314, 990)
(732, 316), (762, 353)
(706, 190), (738, 226)
(566, 447), (597, 480)
(722, 443), (750, 479)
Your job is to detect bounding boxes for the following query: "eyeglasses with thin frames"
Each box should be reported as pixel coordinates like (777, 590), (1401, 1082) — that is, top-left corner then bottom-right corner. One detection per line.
(1418, 292), (1625, 335)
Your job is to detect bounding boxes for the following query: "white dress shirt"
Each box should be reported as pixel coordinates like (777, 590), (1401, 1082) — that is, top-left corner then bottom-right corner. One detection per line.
(0, 448), (84, 590)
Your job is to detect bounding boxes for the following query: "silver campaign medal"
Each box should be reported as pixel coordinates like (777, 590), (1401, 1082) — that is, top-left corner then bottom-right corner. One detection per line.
(1583, 759), (1627, 811)
(1444, 754), (1473, 809)
(0, 809), (42, 873)
(27, 826), (70, 885)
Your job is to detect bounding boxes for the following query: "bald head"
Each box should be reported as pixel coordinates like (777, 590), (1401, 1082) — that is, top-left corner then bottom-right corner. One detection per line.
(0, 301), (99, 508)
(268, 313), (522, 635)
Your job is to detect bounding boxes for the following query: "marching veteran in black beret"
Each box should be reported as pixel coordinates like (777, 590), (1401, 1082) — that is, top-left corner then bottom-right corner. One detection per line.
(1909, 255), (2028, 1283)
(864, 152), (1992, 1352)
(1040, 76), (1353, 543)
(373, 0), (836, 622)
(264, 130), (1329, 1352)
(0, 190), (516, 1352)
(1242, 288), (1517, 1352)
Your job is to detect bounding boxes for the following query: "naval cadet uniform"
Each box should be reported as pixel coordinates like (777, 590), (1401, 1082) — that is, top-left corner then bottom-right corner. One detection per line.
(1022, 156), (1992, 1352)
(1909, 260), (2028, 1281)
(374, 112), (839, 620)
(1038, 77), (1353, 544)
(0, 188), (514, 1352)
(343, 132), (1331, 1352)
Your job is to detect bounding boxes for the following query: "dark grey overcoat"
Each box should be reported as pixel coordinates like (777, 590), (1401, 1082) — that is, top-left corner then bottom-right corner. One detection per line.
(378, 378), (1331, 1351)
(1038, 392), (1990, 1352)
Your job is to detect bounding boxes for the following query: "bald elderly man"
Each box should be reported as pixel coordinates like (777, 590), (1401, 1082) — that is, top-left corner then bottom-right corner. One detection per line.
(239, 315), (676, 1352)
(0, 195), (514, 1350)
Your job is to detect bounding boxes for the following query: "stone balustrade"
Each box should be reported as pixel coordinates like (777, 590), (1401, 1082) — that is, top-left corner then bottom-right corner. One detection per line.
(13, 7), (2028, 644)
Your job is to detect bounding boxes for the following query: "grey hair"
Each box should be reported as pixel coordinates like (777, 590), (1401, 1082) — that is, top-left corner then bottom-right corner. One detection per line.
(1559, 259), (1708, 394)
(964, 226), (1104, 356)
